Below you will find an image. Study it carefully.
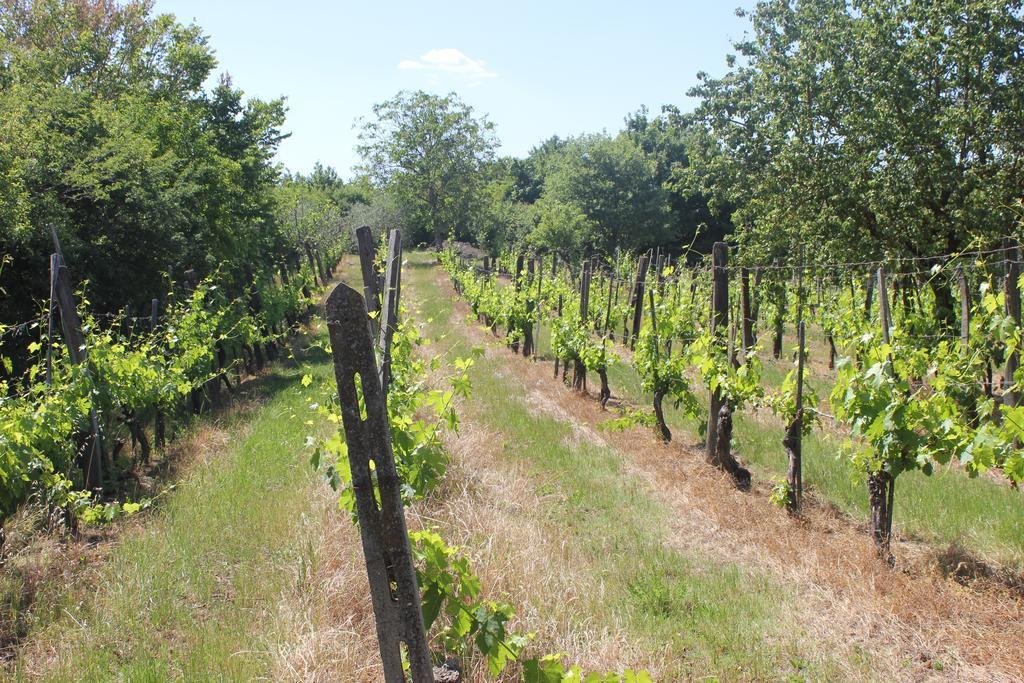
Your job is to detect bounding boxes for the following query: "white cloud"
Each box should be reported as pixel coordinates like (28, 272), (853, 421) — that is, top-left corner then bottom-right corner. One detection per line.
(397, 48), (496, 81)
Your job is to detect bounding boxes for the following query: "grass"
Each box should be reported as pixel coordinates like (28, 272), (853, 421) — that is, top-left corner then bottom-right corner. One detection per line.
(407, 254), (859, 680)
(10, 330), (336, 681)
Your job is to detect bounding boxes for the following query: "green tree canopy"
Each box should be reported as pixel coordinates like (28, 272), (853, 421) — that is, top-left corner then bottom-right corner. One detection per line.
(356, 90), (498, 246)
(683, 0), (1024, 266)
(541, 133), (671, 255)
(0, 0), (294, 326)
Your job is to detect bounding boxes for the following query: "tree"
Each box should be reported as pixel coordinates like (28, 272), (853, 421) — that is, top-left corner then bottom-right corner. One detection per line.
(0, 0), (290, 328)
(525, 196), (594, 260)
(541, 134), (671, 255)
(470, 170), (532, 256)
(685, 0), (1024, 287)
(356, 90), (498, 247)
(625, 105), (734, 258)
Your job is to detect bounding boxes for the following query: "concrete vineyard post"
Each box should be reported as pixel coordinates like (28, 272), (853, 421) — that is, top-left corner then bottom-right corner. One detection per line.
(377, 229), (402, 397)
(325, 283), (433, 683)
(355, 225), (382, 337)
(1003, 240), (1020, 409)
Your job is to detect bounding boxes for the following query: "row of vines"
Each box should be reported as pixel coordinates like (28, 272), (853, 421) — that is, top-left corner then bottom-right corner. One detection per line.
(439, 242), (1024, 561)
(0, 245), (336, 538)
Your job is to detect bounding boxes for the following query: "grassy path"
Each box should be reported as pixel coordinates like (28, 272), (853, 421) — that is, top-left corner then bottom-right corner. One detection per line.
(11, 320), (338, 681)
(403, 255), (859, 680)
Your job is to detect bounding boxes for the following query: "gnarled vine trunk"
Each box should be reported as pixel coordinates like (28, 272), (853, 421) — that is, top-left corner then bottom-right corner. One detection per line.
(652, 389), (671, 442)
(783, 416), (801, 513)
(709, 403), (751, 490)
(572, 358), (586, 391)
(522, 322), (533, 357)
(598, 368), (610, 408)
(867, 469), (895, 564)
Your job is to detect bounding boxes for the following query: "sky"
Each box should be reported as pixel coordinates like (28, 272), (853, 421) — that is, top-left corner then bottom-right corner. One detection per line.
(151, 1), (752, 179)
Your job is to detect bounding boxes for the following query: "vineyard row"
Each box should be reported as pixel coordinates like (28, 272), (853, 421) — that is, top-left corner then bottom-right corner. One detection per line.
(438, 241), (1024, 561)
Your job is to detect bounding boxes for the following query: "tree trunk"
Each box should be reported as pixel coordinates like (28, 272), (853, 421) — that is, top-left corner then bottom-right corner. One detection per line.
(931, 279), (957, 332)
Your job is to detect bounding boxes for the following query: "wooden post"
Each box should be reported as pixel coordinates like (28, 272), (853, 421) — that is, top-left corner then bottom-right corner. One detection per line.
(958, 267), (970, 353)
(784, 321), (806, 513)
(630, 253), (650, 350)
(871, 265), (895, 559)
(554, 293), (564, 378)
(1004, 241), (1021, 408)
(325, 283), (433, 683)
(603, 268), (614, 337)
(46, 254), (57, 387)
(523, 258), (536, 357)
(772, 264), (786, 360)
(509, 254), (526, 352)
(707, 242), (729, 460)
(355, 225), (382, 336)
(573, 261), (591, 390)
(878, 266), (892, 345)
(740, 267), (753, 356)
(534, 255), (543, 360)
(51, 250), (103, 491)
(864, 274), (875, 322)
(377, 230), (402, 396)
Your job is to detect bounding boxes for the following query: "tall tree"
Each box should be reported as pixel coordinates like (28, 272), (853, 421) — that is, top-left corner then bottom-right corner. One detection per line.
(0, 0), (289, 326)
(356, 90), (498, 246)
(685, 0), (1024, 276)
(541, 133), (671, 255)
(625, 105), (734, 258)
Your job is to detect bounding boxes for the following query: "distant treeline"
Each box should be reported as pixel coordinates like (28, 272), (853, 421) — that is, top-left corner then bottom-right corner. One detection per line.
(355, 0), (1024, 268)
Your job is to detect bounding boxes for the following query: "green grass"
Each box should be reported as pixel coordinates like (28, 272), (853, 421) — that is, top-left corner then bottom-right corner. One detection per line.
(408, 254), (860, 680)
(12, 334), (335, 681)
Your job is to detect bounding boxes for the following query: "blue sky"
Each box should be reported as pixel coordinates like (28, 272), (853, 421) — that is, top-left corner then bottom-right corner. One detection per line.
(152, 1), (751, 178)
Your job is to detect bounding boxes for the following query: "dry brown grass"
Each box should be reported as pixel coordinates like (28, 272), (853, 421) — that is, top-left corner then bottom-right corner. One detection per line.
(270, 482), (383, 682)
